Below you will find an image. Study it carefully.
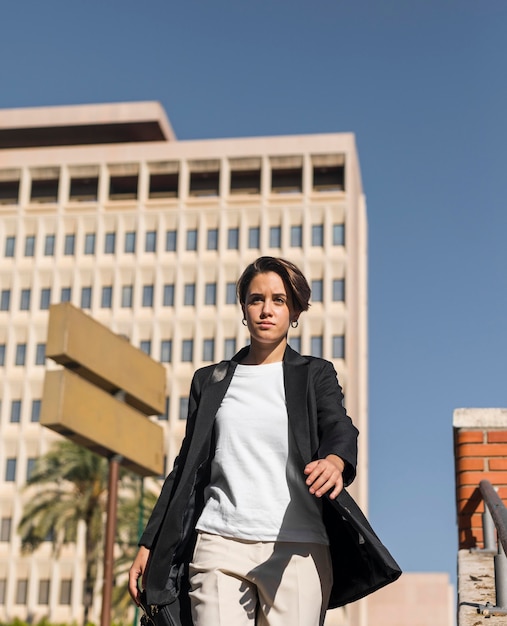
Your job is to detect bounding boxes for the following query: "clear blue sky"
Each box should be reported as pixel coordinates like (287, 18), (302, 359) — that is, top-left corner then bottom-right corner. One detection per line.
(2, 0), (506, 588)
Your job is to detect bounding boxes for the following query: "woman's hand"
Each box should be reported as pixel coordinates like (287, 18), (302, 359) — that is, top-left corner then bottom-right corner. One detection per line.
(128, 546), (150, 605)
(304, 454), (345, 500)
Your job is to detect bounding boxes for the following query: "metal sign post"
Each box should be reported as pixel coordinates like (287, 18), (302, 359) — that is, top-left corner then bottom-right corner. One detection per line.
(41, 303), (166, 626)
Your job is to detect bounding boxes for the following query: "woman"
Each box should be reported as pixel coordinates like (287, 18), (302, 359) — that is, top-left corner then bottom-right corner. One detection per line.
(129, 256), (359, 626)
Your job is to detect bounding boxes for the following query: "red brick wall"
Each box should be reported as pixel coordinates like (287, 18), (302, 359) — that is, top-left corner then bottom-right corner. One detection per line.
(454, 427), (507, 548)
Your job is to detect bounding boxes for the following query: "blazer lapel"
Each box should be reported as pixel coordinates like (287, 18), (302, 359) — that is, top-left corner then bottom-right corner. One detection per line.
(283, 347), (312, 465)
(183, 361), (237, 469)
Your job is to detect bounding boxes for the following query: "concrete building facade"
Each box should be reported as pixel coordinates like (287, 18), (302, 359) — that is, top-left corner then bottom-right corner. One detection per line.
(0, 102), (368, 624)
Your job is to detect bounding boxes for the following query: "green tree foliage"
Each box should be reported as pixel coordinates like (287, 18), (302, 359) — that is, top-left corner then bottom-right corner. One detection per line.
(17, 440), (159, 624)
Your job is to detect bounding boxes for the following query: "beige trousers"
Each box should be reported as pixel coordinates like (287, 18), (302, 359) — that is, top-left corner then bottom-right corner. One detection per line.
(188, 532), (333, 626)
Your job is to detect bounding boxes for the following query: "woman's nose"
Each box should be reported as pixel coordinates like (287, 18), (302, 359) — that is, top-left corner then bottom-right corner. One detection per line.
(261, 300), (273, 316)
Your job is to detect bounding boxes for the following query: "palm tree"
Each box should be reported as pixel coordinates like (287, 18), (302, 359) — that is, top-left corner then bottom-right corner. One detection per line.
(19, 440), (117, 625)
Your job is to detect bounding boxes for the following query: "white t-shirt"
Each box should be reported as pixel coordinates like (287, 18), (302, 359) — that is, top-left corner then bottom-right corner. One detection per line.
(196, 361), (328, 544)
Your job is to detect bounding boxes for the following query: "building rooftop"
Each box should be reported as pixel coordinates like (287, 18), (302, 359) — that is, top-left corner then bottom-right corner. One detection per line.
(0, 101), (175, 149)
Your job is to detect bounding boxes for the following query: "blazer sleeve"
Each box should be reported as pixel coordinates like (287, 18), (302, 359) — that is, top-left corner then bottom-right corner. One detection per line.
(313, 359), (359, 486)
(139, 368), (204, 548)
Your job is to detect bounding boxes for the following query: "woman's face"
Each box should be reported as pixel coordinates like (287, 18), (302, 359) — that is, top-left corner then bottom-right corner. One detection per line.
(242, 271), (296, 347)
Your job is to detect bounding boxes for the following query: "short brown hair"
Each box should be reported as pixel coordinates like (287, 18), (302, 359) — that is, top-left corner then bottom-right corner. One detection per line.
(236, 257), (311, 314)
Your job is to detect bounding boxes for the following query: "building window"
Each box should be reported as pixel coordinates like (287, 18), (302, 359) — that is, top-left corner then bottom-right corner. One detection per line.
(5, 236), (15, 257)
(203, 339), (215, 362)
(0, 518), (11, 542)
(0, 344), (5, 366)
(313, 161), (344, 192)
(60, 579), (72, 605)
(15, 344), (26, 366)
(104, 232), (116, 254)
(160, 340), (172, 363)
(159, 396), (170, 421)
(288, 336), (301, 353)
(142, 285), (154, 307)
(333, 224), (345, 246)
(204, 283), (216, 305)
(145, 231), (157, 253)
(121, 285), (133, 308)
(230, 168), (261, 194)
(0, 179), (20, 204)
(166, 230), (177, 252)
(69, 176), (98, 201)
(269, 226), (281, 248)
(332, 279), (345, 302)
(44, 234), (55, 256)
(290, 225), (302, 247)
(225, 282), (236, 305)
(224, 338), (236, 360)
(9, 400), (21, 424)
(35, 343), (46, 365)
(271, 164), (302, 193)
(207, 228), (218, 251)
(311, 279), (323, 303)
(0, 289), (10, 311)
(5, 458), (16, 482)
(184, 284), (195, 306)
(64, 234), (75, 255)
(26, 458), (36, 480)
(140, 340), (151, 356)
(31, 399), (41, 422)
(149, 172), (179, 198)
(189, 169), (219, 197)
(25, 235), (35, 257)
(16, 579), (28, 605)
(31, 176), (59, 203)
(40, 288), (51, 310)
(311, 224), (324, 247)
(60, 287), (71, 302)
(101, 286), (113, 308)
(10, 400), (21, 423)
(186, 229), (198, 251)
(81, 287), (92, 309)
(160, 284), (173, 307)
(332, 335), (345, 359)
(20, 289), (31, 310)
(38, 579), (50, 605)
(181, 339), (193, 362)
(84, 233), (96, 255)
(310, 336), (323, 358)
(227, 228), (239, 250)
(0, 579), (6, 604)
(179, 397), (189, 420)
(109, 175), (138, 200)
(125, 231), (136, 253)
(248, 227), (260, 249)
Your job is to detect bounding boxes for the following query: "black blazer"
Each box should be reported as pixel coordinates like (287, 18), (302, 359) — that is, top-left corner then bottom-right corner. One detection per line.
(140, 345), (400, 617)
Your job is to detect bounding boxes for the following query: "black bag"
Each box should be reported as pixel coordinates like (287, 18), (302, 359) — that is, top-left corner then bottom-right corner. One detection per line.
(138, 590), (182, 626)
(324, 489), (402, 608)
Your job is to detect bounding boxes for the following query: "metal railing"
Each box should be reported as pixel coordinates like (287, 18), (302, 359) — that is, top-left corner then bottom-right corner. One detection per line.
(476, 480), (507, 617)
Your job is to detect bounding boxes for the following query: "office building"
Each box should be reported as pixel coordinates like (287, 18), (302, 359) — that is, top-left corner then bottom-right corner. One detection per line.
(0, 102), (367, 624)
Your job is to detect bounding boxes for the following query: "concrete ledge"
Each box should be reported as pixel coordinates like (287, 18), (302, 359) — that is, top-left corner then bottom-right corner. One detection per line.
(454, 408), (507, 429)
(458, 549), (496, 625)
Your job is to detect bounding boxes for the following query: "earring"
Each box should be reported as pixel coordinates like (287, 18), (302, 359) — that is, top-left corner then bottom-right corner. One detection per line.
(242, 319), (248, 326)
(290, 320), (299, 328)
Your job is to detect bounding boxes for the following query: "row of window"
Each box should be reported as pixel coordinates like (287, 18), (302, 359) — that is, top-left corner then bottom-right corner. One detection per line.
(0, 278), (345, 314)
(0, 575), (73, 605)
(2, 456), (37, 483)
(0, 157), (345, 204)
(0, 324), (345, 373)
(0, 335), (344, 427)
(2, 223), (345, 258)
